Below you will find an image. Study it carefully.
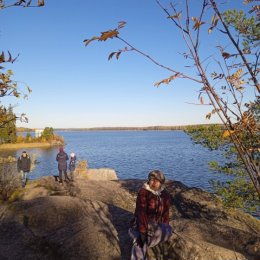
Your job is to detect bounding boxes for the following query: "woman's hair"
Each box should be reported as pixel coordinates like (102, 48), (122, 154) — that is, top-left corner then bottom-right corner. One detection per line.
(148, 170), (165, 184)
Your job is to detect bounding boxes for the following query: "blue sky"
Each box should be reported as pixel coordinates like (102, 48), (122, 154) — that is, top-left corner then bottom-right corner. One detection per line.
(1, 0), (253, 128)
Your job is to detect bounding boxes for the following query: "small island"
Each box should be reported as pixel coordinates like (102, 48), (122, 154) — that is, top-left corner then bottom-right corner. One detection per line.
(0, 127), (64, 150)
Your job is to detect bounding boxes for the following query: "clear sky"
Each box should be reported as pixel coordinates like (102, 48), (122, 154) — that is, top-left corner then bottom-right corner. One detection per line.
(1, 0), (252, 128)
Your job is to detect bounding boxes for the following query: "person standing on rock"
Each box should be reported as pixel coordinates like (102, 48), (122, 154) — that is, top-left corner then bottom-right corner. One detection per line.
(69, 152), (77, 181)
(129, 170), (172, 260)
(56, 147), (69, 183)
(17, 151), (31, 187)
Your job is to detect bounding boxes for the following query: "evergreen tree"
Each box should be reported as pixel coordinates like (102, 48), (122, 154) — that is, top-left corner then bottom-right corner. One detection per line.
(0, 105), (16, 144)
(42, 127), (54, 141)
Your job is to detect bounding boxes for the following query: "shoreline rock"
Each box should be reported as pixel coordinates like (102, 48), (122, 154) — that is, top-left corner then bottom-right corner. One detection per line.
(0, 171), (259, 260)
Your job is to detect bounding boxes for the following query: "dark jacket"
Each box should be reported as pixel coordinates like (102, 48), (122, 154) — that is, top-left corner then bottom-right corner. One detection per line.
(56, 151), (69, 171)
(69, 156), (77, 171)
(134, 183), (170, 233)
(17, 155), (31, 172)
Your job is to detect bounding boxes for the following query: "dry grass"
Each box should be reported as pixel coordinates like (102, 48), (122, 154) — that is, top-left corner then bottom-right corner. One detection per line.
(0, 142), (53, 150)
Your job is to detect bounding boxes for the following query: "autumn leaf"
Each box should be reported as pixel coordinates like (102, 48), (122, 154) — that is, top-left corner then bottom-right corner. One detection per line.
(222, 52), (231, 59)
(26, 86), (32, 93)
(233, 68), (243, 79)
(154, 73), (180, 87)
(108, 52), (116, 60)
(211, 14), (216, 24)
(213, 17), (219, 27)
(205, 112), (211, 120)
(38, 0), (44, 6)
(118, 21), (126, 29)
(0, 52), (5, 63)
(99, 30), (119, 41)
(223, 130), (234, 138)
(168, 12), (181, 19)
(191, 17), (205, 30)
(200, 96), (204, 104)
(83, 36), (99, 46)
(108, 51), (122, 61)
(7, 70), (13, 76)
(7, 51), (13, 62)
(227, 68), (245, 90)
(208, 14), (219, 33)
(116, 52), (121, 60)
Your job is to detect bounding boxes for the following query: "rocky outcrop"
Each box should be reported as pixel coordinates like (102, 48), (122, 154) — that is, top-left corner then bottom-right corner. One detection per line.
(80, 168), (118, 181)
(0, 173), (259, 260)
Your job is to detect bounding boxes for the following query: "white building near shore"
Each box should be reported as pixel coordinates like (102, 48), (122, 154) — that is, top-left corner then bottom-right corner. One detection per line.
(35, 129), (44, 138)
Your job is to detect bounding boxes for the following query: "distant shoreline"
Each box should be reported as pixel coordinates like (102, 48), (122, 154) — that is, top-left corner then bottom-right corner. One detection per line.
(17, 124), (223, 132)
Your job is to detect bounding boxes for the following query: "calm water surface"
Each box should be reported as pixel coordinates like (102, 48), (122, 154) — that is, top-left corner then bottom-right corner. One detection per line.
(0, 131), (227, 191)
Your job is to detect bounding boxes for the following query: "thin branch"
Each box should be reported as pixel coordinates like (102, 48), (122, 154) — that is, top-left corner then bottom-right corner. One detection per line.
(116, 36), (202, 83)
(185, 102), (212, 105)
(210, 0), (260, 93)
(195, 0), (208, 50)
(155, 0), (189, 34)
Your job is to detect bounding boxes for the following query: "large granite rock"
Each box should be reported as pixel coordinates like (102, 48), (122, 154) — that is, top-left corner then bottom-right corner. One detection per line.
(0, 173), (259, 260)
(82, 168), (118, 181)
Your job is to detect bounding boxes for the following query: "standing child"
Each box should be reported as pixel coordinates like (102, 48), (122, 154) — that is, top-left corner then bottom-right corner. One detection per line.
(69, 153), (77, 181)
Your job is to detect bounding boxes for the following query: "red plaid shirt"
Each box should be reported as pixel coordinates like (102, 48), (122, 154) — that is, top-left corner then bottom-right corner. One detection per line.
(134, 184), (170, 233)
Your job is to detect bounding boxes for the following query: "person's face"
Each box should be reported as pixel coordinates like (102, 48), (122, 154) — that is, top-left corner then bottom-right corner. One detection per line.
(22, 153), (26, 157)
(148, 178), (162, 191)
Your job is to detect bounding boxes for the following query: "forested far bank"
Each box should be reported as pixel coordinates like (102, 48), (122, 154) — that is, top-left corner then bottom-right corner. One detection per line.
(17, 124), (224, 132)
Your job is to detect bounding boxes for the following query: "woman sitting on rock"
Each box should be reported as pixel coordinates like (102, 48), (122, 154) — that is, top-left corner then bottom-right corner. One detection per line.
(129, 170), (172, 260)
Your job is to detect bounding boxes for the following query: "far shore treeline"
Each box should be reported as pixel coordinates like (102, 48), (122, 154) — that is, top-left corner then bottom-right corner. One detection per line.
(17, 124), (224, 132)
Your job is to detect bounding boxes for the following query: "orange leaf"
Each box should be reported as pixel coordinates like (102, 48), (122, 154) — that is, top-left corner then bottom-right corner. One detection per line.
(168, 13), (181, 19)
(99, 30), (119, 41)
(154, 73), (180, 87)
(223, 130), (234, 138)
(192, 17), (205, 30)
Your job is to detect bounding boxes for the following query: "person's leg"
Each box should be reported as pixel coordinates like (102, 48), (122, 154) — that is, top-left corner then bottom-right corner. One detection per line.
(64, 170), (70, 182)
(70, 169), (74, 181)
(54, 176), (59, 182)
(24, 171), (28, 186)
(20, 170), (25, 187)
(59, 170), (63, 183)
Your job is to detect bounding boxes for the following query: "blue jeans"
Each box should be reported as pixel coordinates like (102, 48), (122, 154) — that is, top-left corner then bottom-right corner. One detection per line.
(20, 170), (28, 187)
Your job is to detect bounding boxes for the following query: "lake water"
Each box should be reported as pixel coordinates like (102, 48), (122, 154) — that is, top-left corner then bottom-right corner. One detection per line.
(0, 130), (228, 191)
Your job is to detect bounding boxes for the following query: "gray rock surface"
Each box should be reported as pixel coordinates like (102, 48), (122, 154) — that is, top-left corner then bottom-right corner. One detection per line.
(0, 173), (259, 260)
